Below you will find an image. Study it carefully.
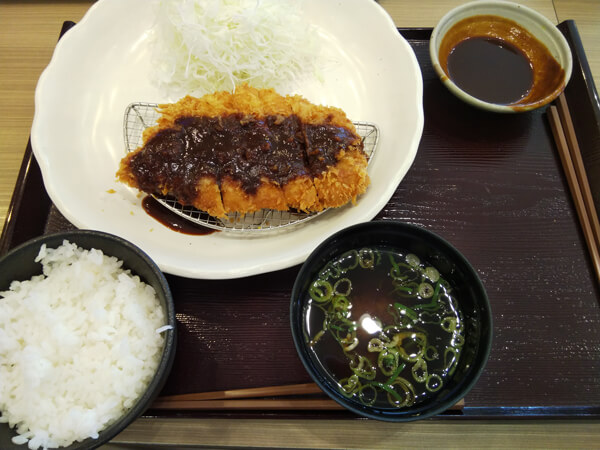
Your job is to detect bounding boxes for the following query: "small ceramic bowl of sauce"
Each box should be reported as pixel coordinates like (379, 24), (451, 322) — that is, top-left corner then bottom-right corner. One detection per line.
(430, 0), (572, 113)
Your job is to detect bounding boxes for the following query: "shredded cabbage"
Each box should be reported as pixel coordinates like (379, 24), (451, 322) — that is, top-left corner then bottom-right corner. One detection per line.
(151, 0), (320, 96)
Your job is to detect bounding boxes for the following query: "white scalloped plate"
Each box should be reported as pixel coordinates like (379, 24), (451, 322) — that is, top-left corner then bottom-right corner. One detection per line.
(31, 0), (423, 279)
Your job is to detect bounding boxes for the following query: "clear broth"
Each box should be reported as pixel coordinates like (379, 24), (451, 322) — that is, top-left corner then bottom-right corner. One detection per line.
(303, 246), (464, 409)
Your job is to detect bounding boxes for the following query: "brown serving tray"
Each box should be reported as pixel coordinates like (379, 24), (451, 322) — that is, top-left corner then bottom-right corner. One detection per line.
(2, 23), (600, 420)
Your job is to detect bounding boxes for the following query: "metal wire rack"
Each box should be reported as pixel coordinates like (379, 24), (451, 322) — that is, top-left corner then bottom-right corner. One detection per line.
(123, 102), (379, 232)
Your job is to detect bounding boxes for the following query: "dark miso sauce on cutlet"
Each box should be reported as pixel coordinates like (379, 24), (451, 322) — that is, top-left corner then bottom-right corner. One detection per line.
(128, 113), (358, 199)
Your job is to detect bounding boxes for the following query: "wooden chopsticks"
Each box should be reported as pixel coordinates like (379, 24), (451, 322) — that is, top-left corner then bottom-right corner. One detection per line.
(548, 93), (600, 282)
(151, 382), (465, 411)
(152, 398), (346, 411)
(156, 382), (323, 402)
(151, 382), (336, 410)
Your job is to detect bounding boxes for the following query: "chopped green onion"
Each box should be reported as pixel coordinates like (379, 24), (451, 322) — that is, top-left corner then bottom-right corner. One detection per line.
(386, 362), (406, 385)
(358, 248), (376, 268)
(425, 373), (443, 392)
(411, 357), (428, 383)
(418, 282), (434, 298)
(406, 253), (421, 267)
(424, 266), (440, 282)
(393, 303), (419, 322)
(309, 279), (333, 303)
(333, 278), (352, 296)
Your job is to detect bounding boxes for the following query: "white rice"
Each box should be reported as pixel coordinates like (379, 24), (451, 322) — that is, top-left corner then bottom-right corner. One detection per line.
(0, 240), (167, 449)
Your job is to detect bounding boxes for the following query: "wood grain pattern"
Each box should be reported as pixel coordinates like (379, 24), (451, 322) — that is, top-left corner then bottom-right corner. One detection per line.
(0, 1), (91, 227)
(107, 418), (600, 449)
(554, 0), (600, 98)
(378, 0), (558, 26)
(2, 1), (600, 448)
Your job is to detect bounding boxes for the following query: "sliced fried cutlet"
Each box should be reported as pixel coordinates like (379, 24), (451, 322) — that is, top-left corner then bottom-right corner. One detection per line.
(310, 145), (370, 208)
(117, 121), (226, 218)
(218, 87), (319, 215)
(290, 96), (369, 208)
(264, 114), (320, 212)
(257, 90), (320, 212)
(117, 84), (369, 218)
(218, 115), (288, 215)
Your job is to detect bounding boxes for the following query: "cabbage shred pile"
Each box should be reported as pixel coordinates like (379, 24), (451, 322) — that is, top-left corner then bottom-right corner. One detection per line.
(151, 0), (320, 96)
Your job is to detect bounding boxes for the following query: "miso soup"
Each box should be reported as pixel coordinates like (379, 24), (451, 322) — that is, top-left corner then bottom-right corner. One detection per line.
(303, 246), (464, 409)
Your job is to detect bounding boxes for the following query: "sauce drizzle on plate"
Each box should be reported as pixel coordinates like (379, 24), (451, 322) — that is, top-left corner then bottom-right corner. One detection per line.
(142, 195), (218, 235)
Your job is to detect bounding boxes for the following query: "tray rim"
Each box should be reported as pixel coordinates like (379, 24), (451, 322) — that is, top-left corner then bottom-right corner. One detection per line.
(2, 23), (600, 420)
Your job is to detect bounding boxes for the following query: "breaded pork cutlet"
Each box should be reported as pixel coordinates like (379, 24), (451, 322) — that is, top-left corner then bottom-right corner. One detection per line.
(117, 84), (370, 218)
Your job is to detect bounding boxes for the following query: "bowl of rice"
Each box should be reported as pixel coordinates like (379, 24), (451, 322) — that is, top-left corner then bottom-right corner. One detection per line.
(0, 230), (176, 449)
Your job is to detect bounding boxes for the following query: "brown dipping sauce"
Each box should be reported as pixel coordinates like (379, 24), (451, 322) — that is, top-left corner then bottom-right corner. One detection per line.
(447, 37), (533, 104)
(142, 195), (218, 235)
(438, 15), (565, 110)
